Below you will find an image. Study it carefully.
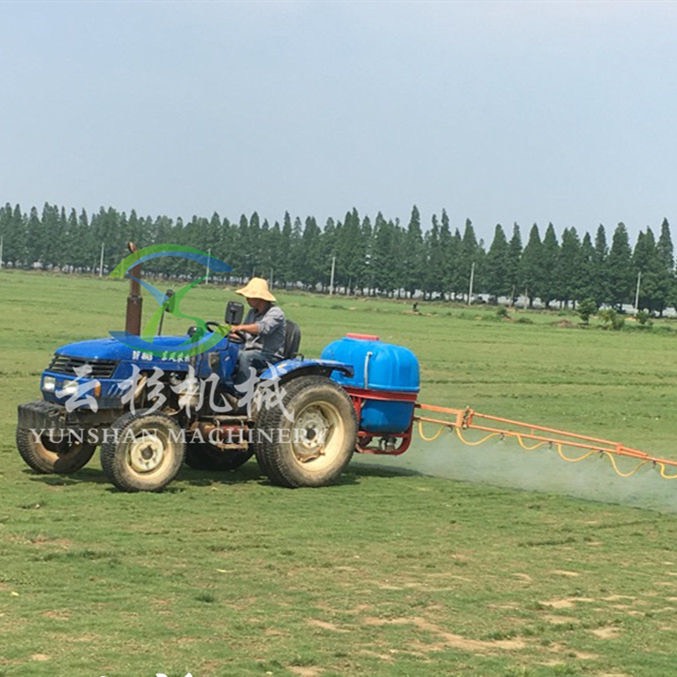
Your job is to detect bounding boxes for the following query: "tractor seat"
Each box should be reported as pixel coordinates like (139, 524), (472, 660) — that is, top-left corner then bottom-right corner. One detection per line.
(283, 320), (302, 359)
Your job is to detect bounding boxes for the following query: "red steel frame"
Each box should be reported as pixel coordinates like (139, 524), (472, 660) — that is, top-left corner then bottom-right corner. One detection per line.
(345, 387), (417, 455)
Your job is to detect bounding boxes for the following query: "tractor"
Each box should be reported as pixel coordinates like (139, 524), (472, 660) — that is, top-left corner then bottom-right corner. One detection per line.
(16, 261), (420, 492)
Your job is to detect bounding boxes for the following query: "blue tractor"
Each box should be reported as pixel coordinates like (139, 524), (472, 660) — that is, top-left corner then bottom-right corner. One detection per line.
(16, 273), (420, 492)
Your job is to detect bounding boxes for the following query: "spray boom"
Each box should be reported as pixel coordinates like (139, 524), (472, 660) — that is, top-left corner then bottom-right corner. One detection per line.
(414, 403), (677, 480)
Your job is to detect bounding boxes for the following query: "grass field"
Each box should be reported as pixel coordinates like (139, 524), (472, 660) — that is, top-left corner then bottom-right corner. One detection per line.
(1, 269), (676, 676)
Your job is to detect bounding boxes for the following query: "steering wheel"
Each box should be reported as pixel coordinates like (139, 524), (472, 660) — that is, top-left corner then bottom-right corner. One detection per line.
(205, 322), (247, 343)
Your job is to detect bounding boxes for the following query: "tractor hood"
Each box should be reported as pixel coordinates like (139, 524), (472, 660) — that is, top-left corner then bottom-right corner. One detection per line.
(55, 337), (135, 361)
(40, 330), (238, 411)
(41, 334), (211, 410)
(54, 335), (197, 361)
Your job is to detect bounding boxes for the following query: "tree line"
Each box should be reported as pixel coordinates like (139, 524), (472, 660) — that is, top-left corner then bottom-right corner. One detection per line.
(0, 202), (675, 313)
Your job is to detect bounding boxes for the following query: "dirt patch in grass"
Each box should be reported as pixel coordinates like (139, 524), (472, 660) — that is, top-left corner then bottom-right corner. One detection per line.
(540, 597), (595, 609)
(602, 594), (636, 602)
(361, 616), (526, 653)
(41, 609), (70, 621)
(307, 619), (348, 633)
(592, 626), (622, 639)
(547, 642), (599, 661)
(28, 535), (74, 548)
(263, 628), (286, 637)
(543, 614), (578, 625)
(289, 667), (324, 677)
(358, 648), (396, 662)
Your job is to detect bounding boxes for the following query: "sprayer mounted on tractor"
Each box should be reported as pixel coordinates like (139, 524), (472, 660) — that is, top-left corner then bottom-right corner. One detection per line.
(16, 245), (677, 491)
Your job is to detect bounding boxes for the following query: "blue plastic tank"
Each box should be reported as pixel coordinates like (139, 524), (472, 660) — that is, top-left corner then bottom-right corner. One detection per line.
(321, 334), (420, 434)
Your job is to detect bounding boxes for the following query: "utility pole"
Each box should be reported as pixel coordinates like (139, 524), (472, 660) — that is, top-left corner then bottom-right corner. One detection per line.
(634, 270), (642, 313)
(98, 242), (105, 277)
(467, 262), (475, 306)
(205, 247), (211, 284)
(0, 236), (3, 268)
(125, 242), (143, 336)
(329, 255), (336, 296)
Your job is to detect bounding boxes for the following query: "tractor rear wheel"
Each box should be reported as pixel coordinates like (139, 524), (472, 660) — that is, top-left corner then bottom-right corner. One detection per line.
(255, 375), (357, 488)
(184, 443), (253, 471)
(100, 411), (185, 492)
(16, 427), (96, 474)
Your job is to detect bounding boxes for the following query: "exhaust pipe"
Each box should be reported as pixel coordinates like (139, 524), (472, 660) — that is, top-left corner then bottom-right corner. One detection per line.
(125, 242), (143, 335)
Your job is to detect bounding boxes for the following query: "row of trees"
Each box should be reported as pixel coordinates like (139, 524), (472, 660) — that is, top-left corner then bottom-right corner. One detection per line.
(1, 202), (675, 313)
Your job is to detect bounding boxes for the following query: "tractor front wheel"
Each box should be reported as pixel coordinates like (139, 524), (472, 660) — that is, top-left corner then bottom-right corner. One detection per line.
(100, 411), (185, 492)
(16, 427), (96, 474)
(255, 375), (357, 488)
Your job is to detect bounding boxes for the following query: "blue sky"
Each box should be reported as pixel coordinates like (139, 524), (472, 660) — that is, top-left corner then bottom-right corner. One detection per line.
(2, 0), (676, 244)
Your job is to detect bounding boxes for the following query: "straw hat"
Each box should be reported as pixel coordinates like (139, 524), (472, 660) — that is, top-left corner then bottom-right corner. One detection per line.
(235, 277), (276, 302)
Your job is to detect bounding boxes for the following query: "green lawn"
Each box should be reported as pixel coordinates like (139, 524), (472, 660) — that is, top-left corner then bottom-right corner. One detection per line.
(0, 269), (675, 676)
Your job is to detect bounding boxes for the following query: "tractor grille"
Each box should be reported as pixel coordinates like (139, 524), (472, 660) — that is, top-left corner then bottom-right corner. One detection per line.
(48, 354), (118, 379)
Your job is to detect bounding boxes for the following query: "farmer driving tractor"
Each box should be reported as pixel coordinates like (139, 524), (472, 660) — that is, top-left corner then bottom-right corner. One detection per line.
(229, 277), (286, 388)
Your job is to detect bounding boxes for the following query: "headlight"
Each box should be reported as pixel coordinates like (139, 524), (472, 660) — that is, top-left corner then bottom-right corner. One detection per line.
(44, 377), (102, 400)
(60, 380), (80, 397)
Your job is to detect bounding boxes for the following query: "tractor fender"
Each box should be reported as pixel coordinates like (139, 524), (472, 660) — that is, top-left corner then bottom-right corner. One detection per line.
(259, 358), (354, 385)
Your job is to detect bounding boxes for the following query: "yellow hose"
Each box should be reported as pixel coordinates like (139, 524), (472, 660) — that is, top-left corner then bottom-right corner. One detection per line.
(515, 435), (546, 452)
(417, 420), (446, 442)
(658, 464), (677, 480)
(555, 445), (596, 463)
(454, 427), (499, 447)
(604, 453), (650, 478)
